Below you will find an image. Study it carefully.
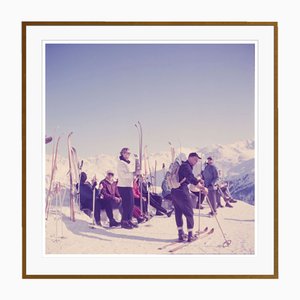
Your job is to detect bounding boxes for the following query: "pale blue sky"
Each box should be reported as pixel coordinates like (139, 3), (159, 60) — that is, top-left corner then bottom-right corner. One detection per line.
(46, 43), (255, 157)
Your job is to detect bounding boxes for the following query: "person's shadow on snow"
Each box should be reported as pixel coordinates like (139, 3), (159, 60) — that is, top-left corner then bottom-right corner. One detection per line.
(62, 213), (175, 244)
(62, 213), (111, 242)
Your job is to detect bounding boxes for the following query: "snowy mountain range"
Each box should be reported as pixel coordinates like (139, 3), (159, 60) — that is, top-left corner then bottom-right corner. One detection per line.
(46, 139), (255, 205)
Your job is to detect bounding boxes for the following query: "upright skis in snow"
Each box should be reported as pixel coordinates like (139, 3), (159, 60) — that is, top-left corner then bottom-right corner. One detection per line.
(135, 121), (143, 214)
(67, 132), (76, 221)
(70, 146), (83, 211)
(45, 136), (61, 220)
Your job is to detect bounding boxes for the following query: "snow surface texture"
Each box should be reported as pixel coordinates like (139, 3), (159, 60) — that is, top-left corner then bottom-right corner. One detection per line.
(46, 200), (254, 255)
(46, 139), (255, 204)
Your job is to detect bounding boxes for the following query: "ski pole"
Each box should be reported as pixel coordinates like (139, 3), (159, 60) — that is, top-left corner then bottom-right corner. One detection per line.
(67, 132), (75, 221)
(154, 160), (157, 194)
(197, 157), (203, 233)
(135, 123), (143, 214)
(138, 122), (143, 214)
(204, 195), (232, 247)
(197, 192), (201, 234)
(55, 185), (58, 241)
(77, 161), (83, 213)
(147, 181), (151, 217)
(59, 186), (66, 238)
(90, 187), (96, 228)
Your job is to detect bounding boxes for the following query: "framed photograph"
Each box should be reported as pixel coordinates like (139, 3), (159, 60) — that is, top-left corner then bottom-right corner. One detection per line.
(22, 21), (278, 278)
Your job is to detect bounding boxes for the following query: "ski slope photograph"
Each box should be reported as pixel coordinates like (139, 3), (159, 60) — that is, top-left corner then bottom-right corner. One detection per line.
(45, 43), (255, 256)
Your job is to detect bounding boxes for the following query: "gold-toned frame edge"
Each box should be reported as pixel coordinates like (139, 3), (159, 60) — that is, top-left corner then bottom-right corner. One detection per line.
(22, 21), (278, 279)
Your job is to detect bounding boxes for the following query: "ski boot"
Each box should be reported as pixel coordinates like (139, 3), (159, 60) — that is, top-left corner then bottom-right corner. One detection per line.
(187, 231), (198, 243)
(121, 221), (133, 229)
(109, 219), (121, 227)
(167, 208), (174, 218)
(128, 220), (138, 228)
(178, 229), (187, 242)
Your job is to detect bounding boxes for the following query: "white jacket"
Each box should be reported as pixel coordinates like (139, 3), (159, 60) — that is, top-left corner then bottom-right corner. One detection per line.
(117, 160), (135, 187)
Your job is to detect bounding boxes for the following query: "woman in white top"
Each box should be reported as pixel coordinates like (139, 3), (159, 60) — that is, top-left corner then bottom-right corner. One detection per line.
(117, 147), (139, 229)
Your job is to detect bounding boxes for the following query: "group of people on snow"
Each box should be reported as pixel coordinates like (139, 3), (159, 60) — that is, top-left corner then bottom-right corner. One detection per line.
(79, 147), (174, 230)
(78, 146), (237, 241)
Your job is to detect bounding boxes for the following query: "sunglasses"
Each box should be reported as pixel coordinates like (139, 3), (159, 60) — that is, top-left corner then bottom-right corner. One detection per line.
(108, 173), (114, 176)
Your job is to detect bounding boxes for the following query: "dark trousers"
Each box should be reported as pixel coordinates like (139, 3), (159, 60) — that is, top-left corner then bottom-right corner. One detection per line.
(137, 194), (168, 215)
(207, 187), (217, 212)
(118, 187), (134, 222)
(94, 199), (115, 223)
(151, 194), (168, 215)
(171, 186), (194, 230)
(192, 191), (205, 207)
(217, 187), (230, 205)
(163, 194), (173, 201)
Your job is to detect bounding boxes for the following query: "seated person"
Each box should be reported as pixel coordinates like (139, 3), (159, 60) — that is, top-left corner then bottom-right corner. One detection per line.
(216, 182), (237, 208)
(189, 176), (205, 209)
(161, 173), (172, 201)
(133, 205), (148, 224)
(134, 177), (174, 217)
(79, 172), (100, 222)
(190, 190), (205, 209)
(133, 177), (148, 214)
(99, 170), (122, 227)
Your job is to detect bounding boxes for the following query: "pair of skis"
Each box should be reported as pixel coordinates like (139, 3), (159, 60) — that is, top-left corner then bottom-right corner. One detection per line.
(135, 122), (145, 215)
(158, 227), (214, 253)
(67, 132), (85, 221)
(45, 136), (61, 220)
(67, 132), (76, 221)
(70, 146), (83, 211)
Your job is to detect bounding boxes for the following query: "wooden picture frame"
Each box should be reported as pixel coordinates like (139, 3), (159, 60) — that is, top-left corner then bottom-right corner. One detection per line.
(22, 21), (278, 279)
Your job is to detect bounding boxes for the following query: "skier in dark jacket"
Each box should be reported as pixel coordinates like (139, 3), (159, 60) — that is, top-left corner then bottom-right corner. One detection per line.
(79, 172), (101, 224)
(171, 152), (207, 242)
(202, 157), (219, 216)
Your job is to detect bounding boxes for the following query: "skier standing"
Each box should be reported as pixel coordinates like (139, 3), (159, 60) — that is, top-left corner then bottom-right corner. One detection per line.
(117, 147), (139, 229)
(171, 153), (206, 242)
(202, 157), (219, 216)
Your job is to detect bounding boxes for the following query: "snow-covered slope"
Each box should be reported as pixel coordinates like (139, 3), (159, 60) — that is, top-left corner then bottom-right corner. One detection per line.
(46, 139), (255, 204)
(46, 200), (254, 255)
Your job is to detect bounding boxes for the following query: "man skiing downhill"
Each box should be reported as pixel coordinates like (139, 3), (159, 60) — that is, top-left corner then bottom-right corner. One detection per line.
(171, 153), (207, 242)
